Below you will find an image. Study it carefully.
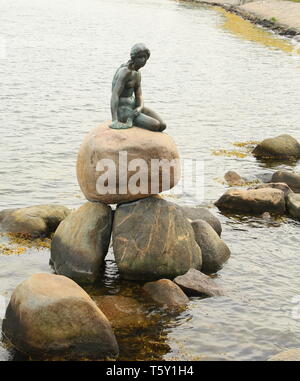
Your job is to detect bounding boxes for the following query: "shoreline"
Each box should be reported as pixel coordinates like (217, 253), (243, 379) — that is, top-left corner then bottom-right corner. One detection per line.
(192, 0), (300, 38)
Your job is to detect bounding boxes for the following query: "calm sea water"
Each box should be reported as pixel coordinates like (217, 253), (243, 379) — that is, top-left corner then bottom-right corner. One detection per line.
(1, 0), (300, 361)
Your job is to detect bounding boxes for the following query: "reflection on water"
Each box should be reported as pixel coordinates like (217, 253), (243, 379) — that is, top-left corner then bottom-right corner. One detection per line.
(1, 0), (300, 361)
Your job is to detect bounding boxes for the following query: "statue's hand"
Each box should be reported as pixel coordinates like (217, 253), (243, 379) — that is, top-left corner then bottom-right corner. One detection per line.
(133, 107), (142, 117)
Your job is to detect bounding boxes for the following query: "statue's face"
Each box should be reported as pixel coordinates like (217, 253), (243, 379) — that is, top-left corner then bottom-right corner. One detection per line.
(133, 52), (148, 70)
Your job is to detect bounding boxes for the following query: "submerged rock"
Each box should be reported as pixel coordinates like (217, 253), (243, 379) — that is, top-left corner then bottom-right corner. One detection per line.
(1, 273), (119, 360)
(174, 268), (224, 297)
(113, 196), (202, 281)
(215, 188), (286, 215)
(76, 121), (181, 204)
(0, 205), (70, 238)
(143, 279), (189, 307)
(180, 206), (222, 236)
(50, 202), (113, 284)
(271, 171), (300, 193)
(93, 295), (147, 329)
(252, 134), (300, 159)
(268, 349), (300, 361)
(224, 171), (245, 186)
(191, 220), (230, 274)
(286, 193), (300, 220)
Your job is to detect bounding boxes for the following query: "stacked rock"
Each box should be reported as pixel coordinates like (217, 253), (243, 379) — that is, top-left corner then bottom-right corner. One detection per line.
(50, 122), (230, 284)
(1, 123), (231, 361)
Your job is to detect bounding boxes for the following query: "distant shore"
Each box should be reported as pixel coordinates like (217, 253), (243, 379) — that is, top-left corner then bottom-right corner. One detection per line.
(193, 0), (300, 37)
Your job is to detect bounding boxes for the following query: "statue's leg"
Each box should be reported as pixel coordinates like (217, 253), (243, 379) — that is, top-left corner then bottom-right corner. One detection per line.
(134, 107), (166, 132)
(142, 107), (166, 131)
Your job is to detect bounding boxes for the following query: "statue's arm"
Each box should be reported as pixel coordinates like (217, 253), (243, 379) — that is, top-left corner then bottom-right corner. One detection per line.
(134, 73), (143, 116)
(111, 68), (129, 121)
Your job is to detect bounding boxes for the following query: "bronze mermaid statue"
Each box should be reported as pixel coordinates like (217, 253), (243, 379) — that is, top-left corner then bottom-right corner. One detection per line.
(110, 43), (166, 132)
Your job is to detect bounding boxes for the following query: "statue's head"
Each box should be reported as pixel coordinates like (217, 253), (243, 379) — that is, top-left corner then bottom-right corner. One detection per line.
(130, 43), (150, 70)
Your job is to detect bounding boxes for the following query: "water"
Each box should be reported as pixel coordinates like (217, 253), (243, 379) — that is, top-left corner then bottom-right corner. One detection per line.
(1, 0), (300, 361)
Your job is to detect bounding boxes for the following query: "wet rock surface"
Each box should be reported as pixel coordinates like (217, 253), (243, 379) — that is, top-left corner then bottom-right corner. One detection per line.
(286, 193), (300, 220)
(174, 268), (225, 297)
(113, 197), (202, 281)
(215, 188), (286, 215)
(180, 206), (222, 236)
(1, 273), (119, 360)
(252, 182), (292, 197)
(224, 170), (245, 186)
(271, 171), (300, 193)
(252, 134), (300, 159)
(191, 220), (230, 274)
(0, 205), (70, 238)
(142, 279), (189, 307)
(50, 202), (113, 284)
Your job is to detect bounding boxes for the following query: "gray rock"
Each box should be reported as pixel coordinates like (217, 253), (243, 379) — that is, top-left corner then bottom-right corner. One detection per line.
(1, 273), (119, 360)
(224, 171), (245, 186)
(252, 134), (300, 159)
(143, 279), (189, 306)
(286, 193), (300, 220)
(174, 268), (224, 297)
(51, 202), (113, 284)
(180, 206), (222, 236)
(113, 196), (202, 281)
(271, 171), (300, 193)
(191, 220), (230, 274)
(0, 205), (70, 237)
(268, 349), (300, 361)
(255, 172), (273, 184)
(215, 188), (286, 215)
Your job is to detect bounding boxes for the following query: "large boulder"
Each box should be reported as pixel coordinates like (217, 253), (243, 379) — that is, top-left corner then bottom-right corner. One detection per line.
(1, 273), (119, 360)
(0, 205), (70, 237)
(180, 206), (222, 236)
(143, 279), (189, 307)
(112, 196), (202, 281)
(286, 193), (300, 220)
(252, 182), (292, 198)
(268, 349), (300, 361)
(50, 202), (113, 284)
(174, 268), (224, 297)
(76, 121), (181, 204)
(215, 188), (286, 215)
(191, 220), (230, 274)
(252, 135), (300, 159)
(271, 171), (300, 193)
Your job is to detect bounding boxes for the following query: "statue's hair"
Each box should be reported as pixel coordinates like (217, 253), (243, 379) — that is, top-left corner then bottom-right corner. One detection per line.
(111, 44), (150, 91)
(130, 43), (150, 61)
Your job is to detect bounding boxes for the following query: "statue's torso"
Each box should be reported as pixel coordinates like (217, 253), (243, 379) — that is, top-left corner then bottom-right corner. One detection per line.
(112, 66), (141, 123)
